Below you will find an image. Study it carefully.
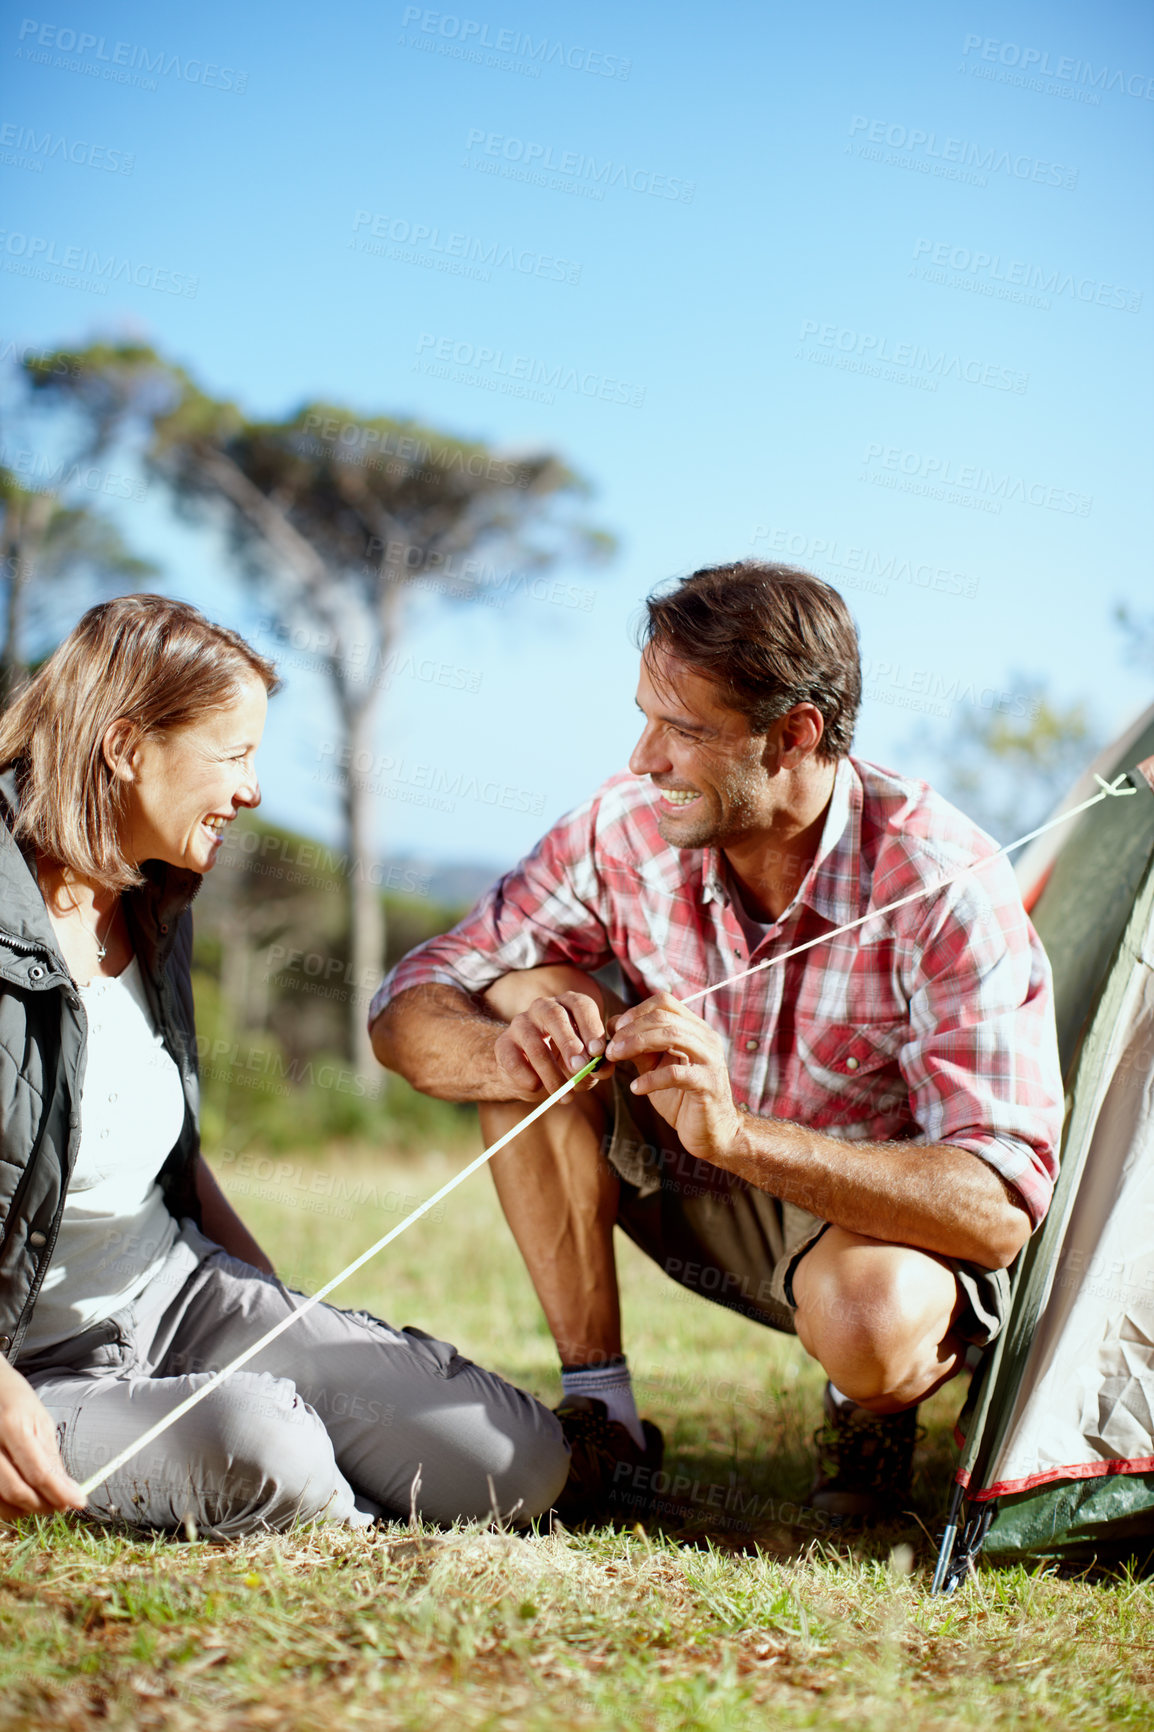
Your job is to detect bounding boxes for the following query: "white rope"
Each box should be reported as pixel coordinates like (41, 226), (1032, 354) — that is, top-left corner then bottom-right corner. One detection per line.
(77, 1057), (601, 1500)
(75, 769), (1138, 1503)
(682, 771), (1136, 1006)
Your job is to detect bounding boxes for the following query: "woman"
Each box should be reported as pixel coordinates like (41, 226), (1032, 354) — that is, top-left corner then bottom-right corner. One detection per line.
(0, 595), (568, 1536)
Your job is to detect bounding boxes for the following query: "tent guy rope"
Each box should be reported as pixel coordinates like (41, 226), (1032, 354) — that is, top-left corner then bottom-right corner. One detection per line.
(681, 771), (1136, 1006)
(76, 769), (1139, 1503)
(77, 1056), (603, 1500)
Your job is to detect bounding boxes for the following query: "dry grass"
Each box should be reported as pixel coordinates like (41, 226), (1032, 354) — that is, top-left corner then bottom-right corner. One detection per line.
(2, 1144), (1151, 1731)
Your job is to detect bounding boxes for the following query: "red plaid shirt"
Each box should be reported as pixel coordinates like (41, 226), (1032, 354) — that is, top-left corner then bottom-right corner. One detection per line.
(373, 758), (1064, 1227)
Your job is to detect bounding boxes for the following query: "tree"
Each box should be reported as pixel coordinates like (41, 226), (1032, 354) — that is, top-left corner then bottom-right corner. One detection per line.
(925, 679), (1099, 845)
(1115, 602), (1154, 672)
(0, 467), (157, 705)
(23, 343), (611, 1078)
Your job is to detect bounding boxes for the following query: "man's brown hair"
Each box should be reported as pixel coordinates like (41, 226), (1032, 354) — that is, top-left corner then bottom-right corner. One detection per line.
(0, 594), (279, 890)
(642, 561), (861, 759)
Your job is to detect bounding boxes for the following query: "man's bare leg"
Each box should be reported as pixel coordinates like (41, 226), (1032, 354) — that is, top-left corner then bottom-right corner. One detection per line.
(791, 1227), (966, 1413)
(479, 966), (624, 1368)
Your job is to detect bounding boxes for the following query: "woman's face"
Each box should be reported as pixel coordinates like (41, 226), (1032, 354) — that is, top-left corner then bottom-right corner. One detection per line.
(116, 673), (268, 873)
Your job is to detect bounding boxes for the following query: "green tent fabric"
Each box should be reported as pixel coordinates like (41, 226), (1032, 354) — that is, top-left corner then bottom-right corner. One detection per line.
(933, 709), (1154, 1589)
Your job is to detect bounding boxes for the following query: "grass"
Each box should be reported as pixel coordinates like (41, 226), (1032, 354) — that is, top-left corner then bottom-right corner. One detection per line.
(2, 1141), (1152, 1731)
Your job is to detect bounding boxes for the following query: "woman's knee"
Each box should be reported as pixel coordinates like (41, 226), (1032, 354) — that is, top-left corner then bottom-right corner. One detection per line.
(413, 1392), (571, 1527)
(503, 1406), (570, 1523)
(182, 1374), (348, 1533)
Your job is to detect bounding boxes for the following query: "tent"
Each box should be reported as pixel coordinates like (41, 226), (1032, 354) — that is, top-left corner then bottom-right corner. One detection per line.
(933, 706), (1154, 1590)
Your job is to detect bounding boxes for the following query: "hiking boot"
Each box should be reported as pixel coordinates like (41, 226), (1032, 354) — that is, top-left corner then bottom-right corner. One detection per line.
(809, 1382), (921, 1523)
(551, 1395), (664, 1528)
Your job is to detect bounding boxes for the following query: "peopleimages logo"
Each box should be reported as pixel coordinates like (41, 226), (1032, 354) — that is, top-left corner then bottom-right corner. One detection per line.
(351, 210), (581, 285)
(0, 231), (198, 297)
(14, 19), (248, 91)
(313, 744), (547, 818)
(847, 116), (1078, 188)
(911, 239), (1142, 314)
(0, 119), (134, 173)
(0, 339), (78, 374)
(860, 443), (1092, 517)
(752, 526), (979, 601)
(960, 35), (1153, 100)
(301, 413), (525, 487)
(798, 320), (1028, 393)
(463, 130), (694, 202)
(862, 657), (1039, 721)
(414, 333), (645, 408)
(399, 8), (631, 79)
(0, 443), (146, 501)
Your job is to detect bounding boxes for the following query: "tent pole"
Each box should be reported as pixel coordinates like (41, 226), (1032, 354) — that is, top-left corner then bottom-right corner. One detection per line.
(931, 1481), (965, 1595)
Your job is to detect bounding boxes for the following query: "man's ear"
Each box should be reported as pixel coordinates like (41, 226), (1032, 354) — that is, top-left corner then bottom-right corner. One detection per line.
(102, 718), (141, 783)
(776, 703), (825, 766)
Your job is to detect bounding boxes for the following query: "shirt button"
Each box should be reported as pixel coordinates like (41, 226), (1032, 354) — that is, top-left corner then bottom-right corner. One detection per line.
(28, 1231), (46, 1248)
(108, 1091), (118, 1103)
(101, 1128), (110, 1139)
(744, 1039), (758, 1053)
(0, 1334), (10, 1353)
(736, 1101), (748, 1112)
(845, 1056), (860, 1071)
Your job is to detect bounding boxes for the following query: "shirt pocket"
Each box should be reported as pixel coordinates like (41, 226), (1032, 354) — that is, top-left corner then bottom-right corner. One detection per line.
(612, 903), (713, 998)
(792, 1018), (910, 1131)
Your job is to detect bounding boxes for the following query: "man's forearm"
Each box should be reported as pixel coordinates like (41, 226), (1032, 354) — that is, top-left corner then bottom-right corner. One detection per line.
(371, 982), (515, 1101)
(723, 1116), (1031, 1270)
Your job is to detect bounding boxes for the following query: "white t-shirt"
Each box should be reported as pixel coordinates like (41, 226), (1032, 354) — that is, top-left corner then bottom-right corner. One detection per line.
(22, 955), (187, 1354)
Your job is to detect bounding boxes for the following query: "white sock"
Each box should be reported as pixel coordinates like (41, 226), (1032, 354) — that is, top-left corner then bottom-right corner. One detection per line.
(561, 1357), (645, 1448)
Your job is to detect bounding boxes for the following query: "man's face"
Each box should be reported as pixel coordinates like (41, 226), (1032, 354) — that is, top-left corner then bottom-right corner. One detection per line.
(629, 648), (779, 850)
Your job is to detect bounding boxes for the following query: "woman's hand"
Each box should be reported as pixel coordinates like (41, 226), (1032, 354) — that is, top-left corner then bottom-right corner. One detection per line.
(605, 992), (744, 1165)
(0, 1356), (86, 1520)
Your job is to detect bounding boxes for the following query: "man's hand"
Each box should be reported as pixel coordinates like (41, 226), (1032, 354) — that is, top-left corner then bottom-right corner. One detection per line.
(605, 991), (743, 1164)
(493, 991), (613, 1099)
(0, 1357), (86, 1520)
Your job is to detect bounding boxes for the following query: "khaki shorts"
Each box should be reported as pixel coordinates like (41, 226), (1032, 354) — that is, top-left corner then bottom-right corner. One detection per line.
(604, 1074), (1010, 1348)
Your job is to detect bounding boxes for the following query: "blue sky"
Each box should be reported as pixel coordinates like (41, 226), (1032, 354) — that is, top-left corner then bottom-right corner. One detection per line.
(3, 0), (1152, 868)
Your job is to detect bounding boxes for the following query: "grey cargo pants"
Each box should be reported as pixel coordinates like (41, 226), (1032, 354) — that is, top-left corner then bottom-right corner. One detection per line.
(18, 1222), (569, 1538)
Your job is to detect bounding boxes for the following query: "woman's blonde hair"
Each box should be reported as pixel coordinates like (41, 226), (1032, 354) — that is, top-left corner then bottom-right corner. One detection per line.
(0, 595), (280, 890)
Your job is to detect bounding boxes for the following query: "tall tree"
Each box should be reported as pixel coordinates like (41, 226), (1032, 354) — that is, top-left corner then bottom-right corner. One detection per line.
(0, 467), (157, 704)
(23, 343), (611, 1077)
(1115, 602), (1154, 672)
(926, 678), (1099, 844)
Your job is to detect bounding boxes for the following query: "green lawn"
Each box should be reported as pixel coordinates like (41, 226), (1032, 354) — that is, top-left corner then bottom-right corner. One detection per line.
(2, 1142), (1151, 1730)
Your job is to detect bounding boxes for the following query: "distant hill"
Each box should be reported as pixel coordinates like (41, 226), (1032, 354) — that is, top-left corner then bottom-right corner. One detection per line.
(387, 858), (502, 909)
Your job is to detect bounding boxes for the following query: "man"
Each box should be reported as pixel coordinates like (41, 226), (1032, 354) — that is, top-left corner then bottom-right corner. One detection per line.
(370, 563), (1065, 1523)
